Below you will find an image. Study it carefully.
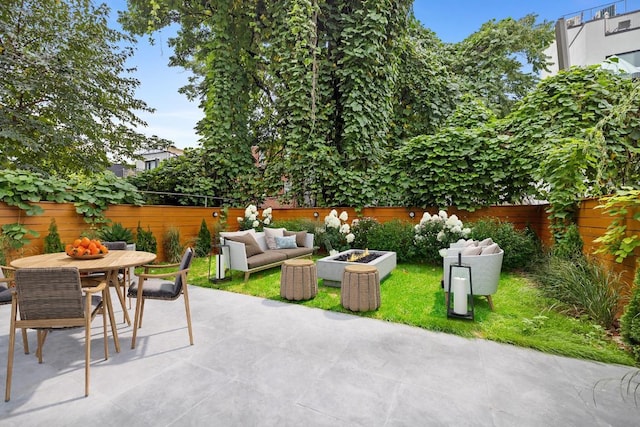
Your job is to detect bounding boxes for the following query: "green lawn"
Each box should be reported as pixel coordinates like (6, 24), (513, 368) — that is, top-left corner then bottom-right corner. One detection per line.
(185, 256), (635, 366)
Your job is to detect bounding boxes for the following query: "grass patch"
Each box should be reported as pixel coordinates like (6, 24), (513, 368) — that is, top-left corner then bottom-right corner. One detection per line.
(186, 256), (635, 366)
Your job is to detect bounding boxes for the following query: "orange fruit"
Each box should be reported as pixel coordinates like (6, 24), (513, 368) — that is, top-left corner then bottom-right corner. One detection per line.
(73, 239), (82, 248)
(99, 245), (108, 254)
(80, 237), (91, 247)
(76, 247), (86, 256)
(65, 244), (73, 254)
(89, 246), (100, 255)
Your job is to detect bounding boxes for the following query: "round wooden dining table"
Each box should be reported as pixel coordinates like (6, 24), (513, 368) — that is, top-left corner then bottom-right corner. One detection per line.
(11, 250), (157, 353)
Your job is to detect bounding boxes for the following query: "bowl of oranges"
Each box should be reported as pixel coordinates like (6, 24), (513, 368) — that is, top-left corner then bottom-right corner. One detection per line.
(65, 237), (109, 259)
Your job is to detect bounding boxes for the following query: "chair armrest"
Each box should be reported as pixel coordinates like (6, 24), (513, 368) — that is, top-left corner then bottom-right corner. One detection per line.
(141, 262), (179, 270)
(83, 280), (107, 294)
(136, 268), (189, 280)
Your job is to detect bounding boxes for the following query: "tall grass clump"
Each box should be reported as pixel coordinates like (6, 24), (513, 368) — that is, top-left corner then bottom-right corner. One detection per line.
(163, 227), (183, 263)
(532, 255), (622, 330)
(620, 269), (640, 362)
(470, 218), (540, 271)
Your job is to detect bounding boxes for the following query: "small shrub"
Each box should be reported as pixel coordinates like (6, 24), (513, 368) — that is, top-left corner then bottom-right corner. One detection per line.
(365, 219), (417, 263)
(135, 222), (157, 254)
(270, 218), (317, 234)
(620, 269), (640, 363)
(195, 219), (212, 258)
(97, 222), (134, 243)
(553, 223), (584, 261)
(163, 227), (183, 263)
(350, 217), (381, 249)
(532, 255), (621, 329)
(470, 218), (539, 271)
(43, 218), (64, 253)
(316, 210), (354, 253)
(414, 211), (471, 265)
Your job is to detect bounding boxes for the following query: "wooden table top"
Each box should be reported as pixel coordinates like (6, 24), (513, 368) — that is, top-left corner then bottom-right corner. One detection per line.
(11, 251), (157, 273)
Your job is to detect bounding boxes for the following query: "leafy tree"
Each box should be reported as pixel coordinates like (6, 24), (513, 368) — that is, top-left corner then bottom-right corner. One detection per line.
(0, 0), (154, 175)
(445, 15), (554, 117)
(118, 3), (556, 207)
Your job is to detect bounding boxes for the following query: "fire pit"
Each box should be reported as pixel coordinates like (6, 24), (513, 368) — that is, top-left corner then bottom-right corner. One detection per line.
(317, 249), (397, 287)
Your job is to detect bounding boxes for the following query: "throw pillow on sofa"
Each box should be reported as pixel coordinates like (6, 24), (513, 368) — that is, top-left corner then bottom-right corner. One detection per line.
(480, 243), (501, 255)
(264, 227), (285, 249)
(225, 233), (264, 258)
(275, 235), (297, 249)
(461, 246), (483, 256)
(283, 230), (307, 247)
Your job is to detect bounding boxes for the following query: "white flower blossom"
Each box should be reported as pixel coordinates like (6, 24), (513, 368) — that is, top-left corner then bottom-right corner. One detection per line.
(262, 207), (272, 217)
(439, 248), (448, 257)
(329, 209), (338, 217)
(451, 225), (462, 234)
(436, 230), (445, 242)
(237, 217), (244, 223)
(252, 220), (259, 228)
(340, 224), (350, 234)
(439, 210), (448, 219)
(249, 214), (257, 221)
(249, 204), (258, 213)
(339, 211), (349, 222)
(263, 218), (271, 225)
(351, 218), (359, 226)
(244, 207), (252, 217)
(325, 215), (340, 229)
(462, 228), (471, 237)
(346, 233), (355, 243)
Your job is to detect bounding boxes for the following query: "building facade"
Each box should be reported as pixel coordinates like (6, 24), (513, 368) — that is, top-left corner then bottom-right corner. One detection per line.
(542, 2), (640, 77)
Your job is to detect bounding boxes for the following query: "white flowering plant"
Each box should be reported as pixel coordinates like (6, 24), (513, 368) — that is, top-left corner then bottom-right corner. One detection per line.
(318, 209), (355, 254)
(413, 210), (471, 264)
(237, 205), (273, 231)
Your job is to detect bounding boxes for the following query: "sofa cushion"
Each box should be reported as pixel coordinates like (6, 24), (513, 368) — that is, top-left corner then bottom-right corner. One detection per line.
(225, 233), (264, 258)
(246, 251), (287, 269)
(264, 227), (285, 249)
(481, 243), (501, 255)
(284, 230), (308, 247)
(273, 247), (314, 259)
(461, 246), (483, 256)
(275, 235), (297, 249)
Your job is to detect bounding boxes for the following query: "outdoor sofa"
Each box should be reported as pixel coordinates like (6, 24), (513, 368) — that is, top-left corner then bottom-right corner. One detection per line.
(220, 228), (314, 282)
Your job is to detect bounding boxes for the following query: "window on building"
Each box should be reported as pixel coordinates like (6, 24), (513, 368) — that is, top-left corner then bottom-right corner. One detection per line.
(145, 158), (160, 170)
(616, 50), (640, 67)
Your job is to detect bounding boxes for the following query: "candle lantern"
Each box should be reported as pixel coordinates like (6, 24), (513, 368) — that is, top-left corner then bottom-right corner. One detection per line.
(446, 252), (474, 320)
(208, 244), (231, 283)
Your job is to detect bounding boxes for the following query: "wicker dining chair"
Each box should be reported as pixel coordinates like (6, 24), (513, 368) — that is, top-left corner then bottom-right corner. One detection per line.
(128, 247), (194, 349)
(1, 265), (29, 354)
(5, 267), (108, 401)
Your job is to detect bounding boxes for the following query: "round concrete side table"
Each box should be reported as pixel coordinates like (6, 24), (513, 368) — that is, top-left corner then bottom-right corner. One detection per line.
(341, 264), (380, 311)
(280, 259), (318, 301)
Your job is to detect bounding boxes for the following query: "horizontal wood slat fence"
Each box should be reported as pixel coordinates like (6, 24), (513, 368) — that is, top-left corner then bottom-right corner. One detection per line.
(1, 200), (637, 290)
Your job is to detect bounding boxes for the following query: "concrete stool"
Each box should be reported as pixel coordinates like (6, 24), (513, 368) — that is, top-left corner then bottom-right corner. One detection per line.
(280, 259), (317, 301)
(341, 264), (380, 311)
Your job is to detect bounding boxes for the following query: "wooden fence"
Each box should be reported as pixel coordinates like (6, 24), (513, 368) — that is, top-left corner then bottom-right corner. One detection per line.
(1, 200), (637, 289)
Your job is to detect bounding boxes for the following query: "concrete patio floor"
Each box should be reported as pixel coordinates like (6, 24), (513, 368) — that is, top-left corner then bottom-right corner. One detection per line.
(1, 284), (639, 426)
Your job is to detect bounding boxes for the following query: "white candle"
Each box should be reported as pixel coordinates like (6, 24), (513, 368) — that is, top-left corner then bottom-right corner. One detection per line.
(216, 253), (225, 279)
(452, 277), (467, 315)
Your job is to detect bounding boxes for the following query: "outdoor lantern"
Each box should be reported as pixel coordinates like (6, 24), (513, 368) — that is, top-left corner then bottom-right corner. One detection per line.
(446, 252), (474, 320)
(208, 244), (231, 282)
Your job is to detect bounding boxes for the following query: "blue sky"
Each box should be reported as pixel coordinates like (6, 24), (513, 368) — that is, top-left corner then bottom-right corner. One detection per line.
(110, 0), (640, 149)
